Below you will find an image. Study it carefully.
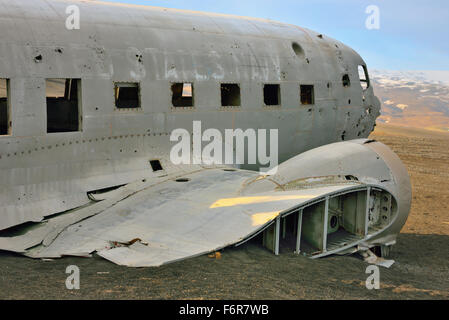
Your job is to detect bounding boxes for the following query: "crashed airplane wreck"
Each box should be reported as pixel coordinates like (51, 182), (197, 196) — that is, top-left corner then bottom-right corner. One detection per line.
(0, 0), (411, 267)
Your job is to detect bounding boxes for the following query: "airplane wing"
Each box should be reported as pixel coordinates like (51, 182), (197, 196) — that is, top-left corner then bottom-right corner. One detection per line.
(0, 140), (410, 267)
(0, 167), (366, 267)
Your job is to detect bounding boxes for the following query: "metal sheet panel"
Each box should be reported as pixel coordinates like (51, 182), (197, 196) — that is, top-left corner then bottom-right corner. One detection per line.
(18, 168), (362, 267)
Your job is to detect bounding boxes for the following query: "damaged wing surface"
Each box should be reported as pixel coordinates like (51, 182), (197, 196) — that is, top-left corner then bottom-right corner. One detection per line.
(0, 168), (364, 267)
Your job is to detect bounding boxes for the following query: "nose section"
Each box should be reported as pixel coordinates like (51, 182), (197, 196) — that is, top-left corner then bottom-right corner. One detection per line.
(360, 88), (381, 136)
(371, 95), (381, 118)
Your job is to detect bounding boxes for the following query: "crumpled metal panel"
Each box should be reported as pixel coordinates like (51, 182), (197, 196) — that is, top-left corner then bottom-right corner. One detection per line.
(15, 168), (361, 267)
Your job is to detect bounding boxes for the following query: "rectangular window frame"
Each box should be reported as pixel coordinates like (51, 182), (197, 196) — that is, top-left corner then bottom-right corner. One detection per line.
(0, 78), (11, 136)
(263, 84), (281, 107)
(300, 84), (315, 105)
(46, 78), (82, 134)
(114, 82), (141, 111)
(220, 83), (241, 108)
(171, 82), (194, 108)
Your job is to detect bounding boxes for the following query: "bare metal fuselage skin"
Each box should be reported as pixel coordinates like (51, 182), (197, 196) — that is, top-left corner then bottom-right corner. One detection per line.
(0, 0), (411, 263)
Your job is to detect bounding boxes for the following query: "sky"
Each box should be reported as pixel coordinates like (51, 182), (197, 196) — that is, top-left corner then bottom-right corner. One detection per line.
(100, 0), (449, 71)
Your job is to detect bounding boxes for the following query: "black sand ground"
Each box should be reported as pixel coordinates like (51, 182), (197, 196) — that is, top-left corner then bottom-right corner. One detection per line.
(0, 233), (447, 300)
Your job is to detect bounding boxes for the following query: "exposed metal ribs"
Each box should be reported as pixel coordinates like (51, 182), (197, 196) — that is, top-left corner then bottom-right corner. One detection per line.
(326, 233), (363, 252)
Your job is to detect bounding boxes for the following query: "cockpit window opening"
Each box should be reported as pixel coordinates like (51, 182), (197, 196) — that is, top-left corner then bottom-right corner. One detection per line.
(0, 78), (10, 136)
(221, 83), (241, 107)
(300, 85), (314, 105)
(46, 79), (81, 133)
(358, 65), (370, 90)
(342, 74), (351, 87)
(114, 82), (140, 110)
(172, 83), (194, 107)
(263, 84), (281, 106)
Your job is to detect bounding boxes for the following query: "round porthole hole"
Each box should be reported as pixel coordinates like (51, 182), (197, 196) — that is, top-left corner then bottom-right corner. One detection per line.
(292, 42), (305, 59)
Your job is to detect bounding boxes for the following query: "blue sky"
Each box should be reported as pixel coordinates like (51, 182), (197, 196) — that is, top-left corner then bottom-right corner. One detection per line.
(102, 0), (449, 71)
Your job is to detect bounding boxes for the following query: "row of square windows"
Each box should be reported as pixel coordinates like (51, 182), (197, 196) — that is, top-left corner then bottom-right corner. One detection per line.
(0, 78), (315, 135)
(168, 82), (314, 108)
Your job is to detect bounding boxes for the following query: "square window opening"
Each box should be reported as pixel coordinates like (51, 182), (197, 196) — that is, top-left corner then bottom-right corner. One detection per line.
(172, 83), (194, 107)
(115, 82), (140, 109)
(264, 84), (281, 106)
(300, 85), (314, 105)
(150, 160), (164, 172)
(0, 79), (10, 135)
(221, 83), (241, 107)
(46, 79), (81, 133)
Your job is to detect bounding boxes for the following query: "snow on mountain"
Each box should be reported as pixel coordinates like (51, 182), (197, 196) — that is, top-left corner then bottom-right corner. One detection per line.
(369, 70), (449, 132)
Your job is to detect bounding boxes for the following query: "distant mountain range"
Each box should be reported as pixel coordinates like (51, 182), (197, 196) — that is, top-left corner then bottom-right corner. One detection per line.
(370, 70), (449, 132)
